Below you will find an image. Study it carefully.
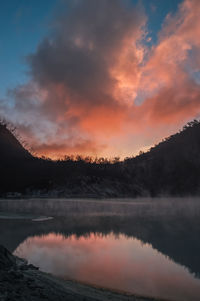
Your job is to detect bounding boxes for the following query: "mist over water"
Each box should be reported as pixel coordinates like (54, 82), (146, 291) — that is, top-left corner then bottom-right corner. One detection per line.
(1, 197), (200, 217)
(1, 198), (200, 301)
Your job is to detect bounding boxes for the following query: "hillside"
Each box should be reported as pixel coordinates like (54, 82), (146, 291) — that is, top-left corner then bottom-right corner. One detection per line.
(0, 123), (35, 193)
(0, 123), (32, 161)
(124, 120), (200, 195)
(1, 120), (200, 197)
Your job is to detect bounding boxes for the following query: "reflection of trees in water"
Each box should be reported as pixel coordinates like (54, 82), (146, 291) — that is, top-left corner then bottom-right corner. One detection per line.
(1, 208), (200, 278)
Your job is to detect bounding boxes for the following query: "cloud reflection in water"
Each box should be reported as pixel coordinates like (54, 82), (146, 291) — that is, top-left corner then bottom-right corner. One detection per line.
(14, 232), (200, 301)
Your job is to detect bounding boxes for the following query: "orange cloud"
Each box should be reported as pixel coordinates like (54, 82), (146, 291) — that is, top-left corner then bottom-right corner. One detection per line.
(135, 0), (200, 124)
(33, 140), (105, 160)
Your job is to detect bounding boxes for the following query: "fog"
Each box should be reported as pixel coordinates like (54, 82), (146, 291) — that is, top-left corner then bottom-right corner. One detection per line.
(1, 197), (200, 218)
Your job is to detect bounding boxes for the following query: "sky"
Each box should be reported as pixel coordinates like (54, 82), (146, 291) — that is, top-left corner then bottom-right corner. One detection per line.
(1, 0), (200, 159)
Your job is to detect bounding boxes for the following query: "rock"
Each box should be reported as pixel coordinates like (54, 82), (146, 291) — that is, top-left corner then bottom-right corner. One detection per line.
(0, 245), (16, 269)
(28, 263), (39, 270)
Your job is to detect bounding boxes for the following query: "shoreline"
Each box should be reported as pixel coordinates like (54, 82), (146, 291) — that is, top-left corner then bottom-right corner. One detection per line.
(0, 245), (167, 301)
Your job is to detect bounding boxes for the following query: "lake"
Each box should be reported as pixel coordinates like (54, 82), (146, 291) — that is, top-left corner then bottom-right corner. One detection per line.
(0, 198), (200, 301)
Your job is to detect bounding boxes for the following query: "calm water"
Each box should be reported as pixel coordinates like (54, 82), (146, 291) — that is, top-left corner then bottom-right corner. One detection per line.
(0, 198), (200, 301)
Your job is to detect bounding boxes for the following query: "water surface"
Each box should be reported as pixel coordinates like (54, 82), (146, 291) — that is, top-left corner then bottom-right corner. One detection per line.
(0, 198), (200, 301)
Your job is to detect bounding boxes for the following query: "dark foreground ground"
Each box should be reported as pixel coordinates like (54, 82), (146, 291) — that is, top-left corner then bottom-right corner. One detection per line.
(0, 245), (165, 301)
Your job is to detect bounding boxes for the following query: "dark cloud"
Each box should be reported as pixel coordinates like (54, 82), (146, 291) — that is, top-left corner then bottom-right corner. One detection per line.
(27, 0), (145, 106)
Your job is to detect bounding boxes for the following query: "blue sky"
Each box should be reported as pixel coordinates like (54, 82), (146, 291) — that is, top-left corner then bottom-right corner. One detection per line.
(143, 0), (182, 42)
(0, 0), (56, 98)
(0, 0), (182, 99)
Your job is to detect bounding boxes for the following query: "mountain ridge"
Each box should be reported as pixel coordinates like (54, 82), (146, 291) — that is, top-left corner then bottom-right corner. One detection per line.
(1, 120), (200, 197)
